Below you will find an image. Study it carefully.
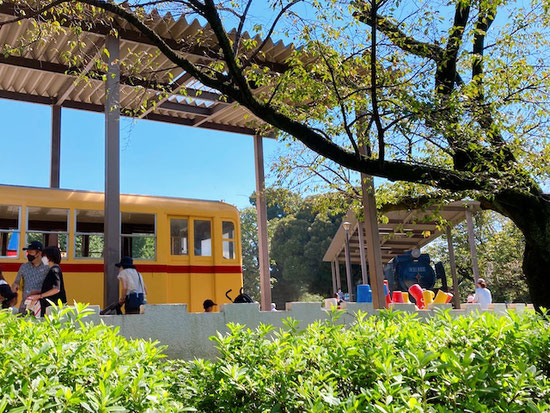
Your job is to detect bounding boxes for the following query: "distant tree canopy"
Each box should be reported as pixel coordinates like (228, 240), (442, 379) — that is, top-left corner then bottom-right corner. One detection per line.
(2, 0), (550, 307)
(241, 188), (342, 306)
(243, 189), (530, 306)
(425, 211), (529, 303)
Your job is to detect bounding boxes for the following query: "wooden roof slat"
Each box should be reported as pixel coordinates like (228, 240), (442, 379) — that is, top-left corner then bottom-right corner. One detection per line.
(323, 201), (481, 264)
(0, 2), (295, 136)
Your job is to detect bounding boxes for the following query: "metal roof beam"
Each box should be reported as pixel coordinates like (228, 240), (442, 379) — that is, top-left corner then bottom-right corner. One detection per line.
(0, 89), (257, 135)
(159, 100), (212, 116)
(0, 54), (229, 104)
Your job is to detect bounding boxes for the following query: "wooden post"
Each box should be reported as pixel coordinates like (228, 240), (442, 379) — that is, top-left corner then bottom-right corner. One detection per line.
(361, 175), (385, 309)
(50, 105), (61, 188)
(357, 222), (369, 285)
(465, 208), (480, 283)
(446, 226), (460, 309)
(104, 35), (121, 308)
(356, 106), (385, 308)
(253, 135), (271, 311)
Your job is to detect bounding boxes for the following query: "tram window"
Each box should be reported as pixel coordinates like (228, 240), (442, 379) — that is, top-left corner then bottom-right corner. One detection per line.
(0, 205), (20, 258)
(27, 207), (68, 257)
(75, 210), (104, 258)
(222, 221), (235, 259)
(194, 220), (211, 257)
(170, 219), (188, 255)
(121, 212), (156, 259)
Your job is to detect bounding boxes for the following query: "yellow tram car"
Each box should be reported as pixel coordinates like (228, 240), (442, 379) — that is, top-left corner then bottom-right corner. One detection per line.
(0, 184), (242, 312)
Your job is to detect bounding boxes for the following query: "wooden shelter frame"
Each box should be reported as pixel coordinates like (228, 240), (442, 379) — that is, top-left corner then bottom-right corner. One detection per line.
(323, 200), (482, 309)
(0, 3), (297, 310)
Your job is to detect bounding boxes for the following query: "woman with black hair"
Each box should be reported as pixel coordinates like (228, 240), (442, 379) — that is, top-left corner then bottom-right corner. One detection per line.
(0, 266), (17, 309)
(28, 246), (67, 316)
(116, 256), (147, 314)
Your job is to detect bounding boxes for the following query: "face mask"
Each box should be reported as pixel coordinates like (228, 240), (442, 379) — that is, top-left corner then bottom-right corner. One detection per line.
(27, 254), (36, 262)
(42, 257), (49, 265)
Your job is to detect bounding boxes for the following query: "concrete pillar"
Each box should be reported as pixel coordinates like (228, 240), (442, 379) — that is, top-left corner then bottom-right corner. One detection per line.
(446, 226), (460, 309)
(50, 105), (61, 188)
(104, 35), (121, 308)
(465, 208), (480, 283)
(253, 135), (271, 311)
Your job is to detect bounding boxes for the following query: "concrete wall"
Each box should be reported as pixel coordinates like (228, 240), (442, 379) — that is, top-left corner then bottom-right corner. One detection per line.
(55, 302), (529, 360)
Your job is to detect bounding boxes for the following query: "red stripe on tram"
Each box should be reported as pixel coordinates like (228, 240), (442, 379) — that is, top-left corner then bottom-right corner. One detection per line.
(0, 262), (242, 273)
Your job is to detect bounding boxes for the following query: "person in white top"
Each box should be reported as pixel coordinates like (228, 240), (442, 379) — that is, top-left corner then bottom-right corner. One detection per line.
(116, 256), (147, 314)
(473, 278), (492, 309)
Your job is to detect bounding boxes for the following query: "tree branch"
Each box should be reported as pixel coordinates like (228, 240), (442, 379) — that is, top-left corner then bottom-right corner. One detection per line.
(354, 7), (442, 61)
(354, 5), (464, 86)
(1, 0), (505, 194)
(369, 0), (385, 165)
(0, 0), (67, 28)
(233, 0), (253, 56)
(470, 7), (516, 164)
(435, 2), (470, 95)
(243, 0), (300, 68)
(320, 52), (359, 155)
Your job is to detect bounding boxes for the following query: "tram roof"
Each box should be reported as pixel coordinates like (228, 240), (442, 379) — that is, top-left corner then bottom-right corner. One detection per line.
(322, 200), (481, 265)
(0, 2), (295, 136)
(0, 183), (239, 211)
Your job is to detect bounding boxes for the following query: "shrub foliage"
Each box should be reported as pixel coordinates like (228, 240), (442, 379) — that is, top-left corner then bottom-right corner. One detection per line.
(0, 304), (184, 412)
(0, 306), (549, 412)
(171, 310), (550, 412)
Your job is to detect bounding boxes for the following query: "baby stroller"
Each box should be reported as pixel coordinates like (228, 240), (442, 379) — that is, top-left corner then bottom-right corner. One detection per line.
(225, 288), (254, 304)
(100, 301), (123, 315)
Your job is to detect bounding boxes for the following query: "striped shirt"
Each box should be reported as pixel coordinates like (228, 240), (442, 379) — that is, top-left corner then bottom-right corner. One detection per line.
(14, 262), (48, 313)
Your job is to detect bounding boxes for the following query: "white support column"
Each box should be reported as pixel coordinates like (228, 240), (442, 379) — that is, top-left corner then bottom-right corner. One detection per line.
(50, 105), (61, 188)
(335, 258), (342, 292)
(331, 260), (337, 295)
(465, 208), (480, 283)
(357, 222), (369, 285)
(344, 231), (353, 300)
(253, 135), (271, 311)
(446, 226), (460, 309)
(104, 35), (121, 308)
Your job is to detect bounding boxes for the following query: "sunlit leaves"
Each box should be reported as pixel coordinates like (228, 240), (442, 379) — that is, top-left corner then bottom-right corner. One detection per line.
(169, 309), (550, 411)
(0, 304), (184, 412)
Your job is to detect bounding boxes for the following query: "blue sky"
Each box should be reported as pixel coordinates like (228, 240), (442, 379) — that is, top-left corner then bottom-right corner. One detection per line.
(0, 99), (279, 209)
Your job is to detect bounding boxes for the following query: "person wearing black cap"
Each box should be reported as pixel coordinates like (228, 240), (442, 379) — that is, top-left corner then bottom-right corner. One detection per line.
(12, 241), (48, 314)
(27, 246), (67, 317)
(116, 256), (147, 314)
(203, 299), (217, 312)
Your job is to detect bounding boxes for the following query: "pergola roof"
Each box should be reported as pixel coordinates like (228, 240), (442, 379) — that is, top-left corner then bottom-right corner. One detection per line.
(323, 201), (481, 265)
(0, 2), (294, 135)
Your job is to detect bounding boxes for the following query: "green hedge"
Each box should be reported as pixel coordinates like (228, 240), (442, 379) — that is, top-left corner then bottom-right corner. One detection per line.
(170, 310), (550, 412)
(0, 306), (549, 412)
(0, 304), (185, 413)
